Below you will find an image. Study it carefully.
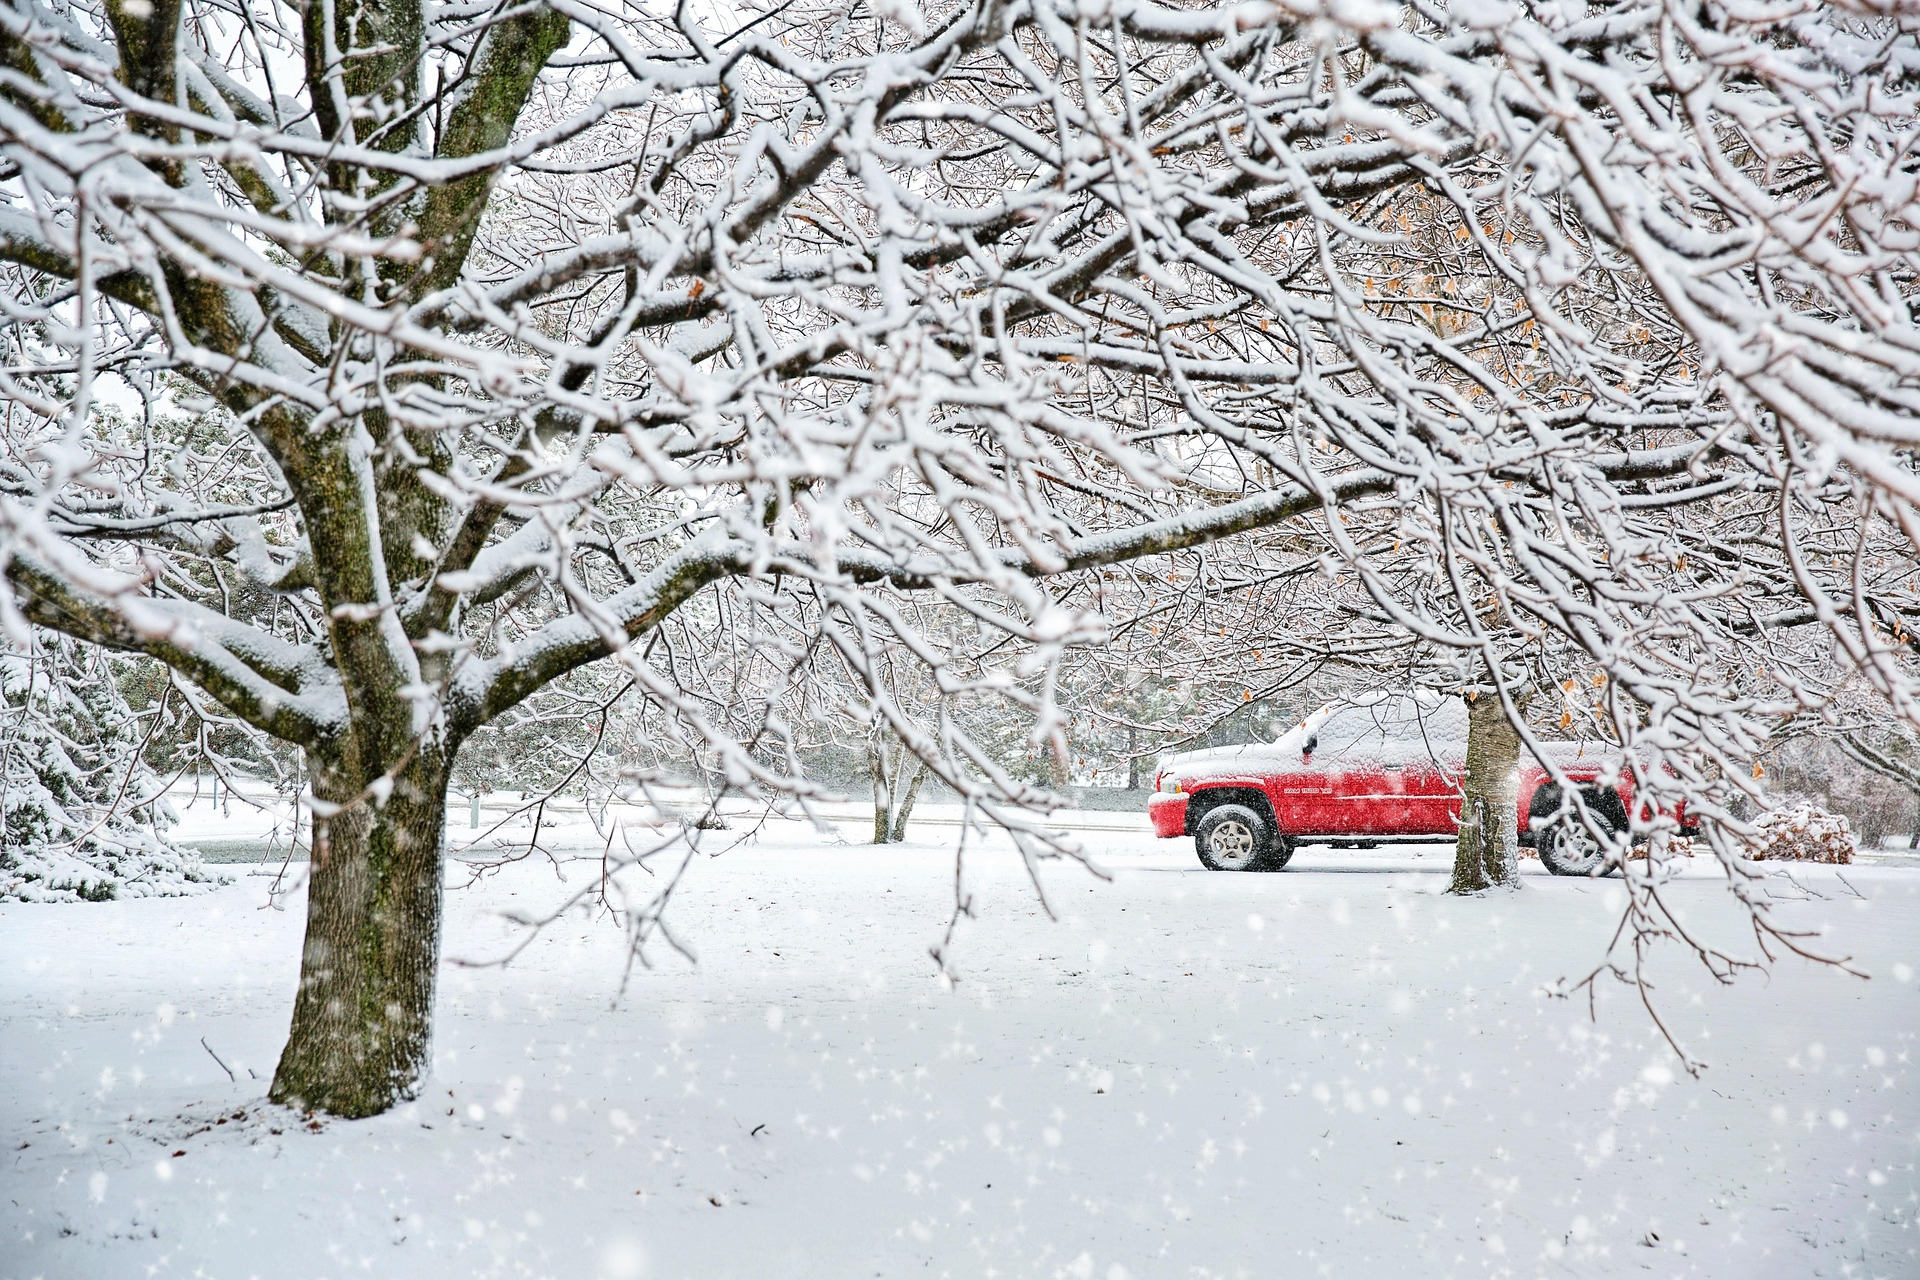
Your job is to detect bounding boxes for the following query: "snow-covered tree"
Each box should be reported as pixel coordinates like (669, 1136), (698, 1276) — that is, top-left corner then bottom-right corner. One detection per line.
(0, 632), (214, 900)
(3, 0), (1916, 1112)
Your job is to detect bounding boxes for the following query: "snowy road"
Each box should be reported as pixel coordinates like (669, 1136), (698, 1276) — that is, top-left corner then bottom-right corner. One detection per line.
(3, 829), (1916, 1279)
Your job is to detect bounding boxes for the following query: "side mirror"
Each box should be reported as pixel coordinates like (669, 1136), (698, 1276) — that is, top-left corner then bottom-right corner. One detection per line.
(1302, 733), (1317, 762)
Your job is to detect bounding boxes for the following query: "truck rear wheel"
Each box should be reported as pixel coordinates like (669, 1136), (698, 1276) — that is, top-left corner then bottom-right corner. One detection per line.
(1195, 804), (1287, 872)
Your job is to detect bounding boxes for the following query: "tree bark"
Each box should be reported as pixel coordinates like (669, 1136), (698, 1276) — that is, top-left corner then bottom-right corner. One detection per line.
(1448, 691), (1525, 894)
(269, 750), (449, 1117)
(887, 759), (928, 843)
(870, 736), (892, 845)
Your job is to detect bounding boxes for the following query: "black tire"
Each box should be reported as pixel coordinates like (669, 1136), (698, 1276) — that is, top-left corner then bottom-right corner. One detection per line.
(1194, 804), (1285, 872)
(1534, 786), (1626, 877)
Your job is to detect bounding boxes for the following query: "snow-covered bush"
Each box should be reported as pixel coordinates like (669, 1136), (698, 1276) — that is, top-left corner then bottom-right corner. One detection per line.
(0, 638), (222, 903)
(1744, 805), (1855, 866)
(1764, 736), (1916, 850)
(1652, 835), (1698, 860)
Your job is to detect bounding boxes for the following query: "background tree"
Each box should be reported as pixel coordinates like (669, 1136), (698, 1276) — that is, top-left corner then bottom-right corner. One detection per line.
(0, 630), (213, 900)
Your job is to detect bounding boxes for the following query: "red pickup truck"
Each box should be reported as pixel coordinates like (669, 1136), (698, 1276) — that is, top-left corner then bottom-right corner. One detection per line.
(1147, 695), (1633, 876)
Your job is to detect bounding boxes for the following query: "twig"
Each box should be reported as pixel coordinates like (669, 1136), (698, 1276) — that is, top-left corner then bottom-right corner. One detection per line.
(201, 1036), (236, 1082)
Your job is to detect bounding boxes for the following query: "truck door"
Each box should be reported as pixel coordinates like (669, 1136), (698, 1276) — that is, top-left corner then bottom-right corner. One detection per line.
(1385, 699), (1467, 836)
(1311, 708), (1394, 834)
(1316, 698), (1465, 836)
(1401, 750), (1464, 835)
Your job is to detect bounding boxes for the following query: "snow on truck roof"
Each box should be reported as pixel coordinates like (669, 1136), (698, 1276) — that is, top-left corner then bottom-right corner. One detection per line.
(1273, 693), (1614, 759)
(1161, 692), (1616, 775)
(1281, 693), (1468, 751)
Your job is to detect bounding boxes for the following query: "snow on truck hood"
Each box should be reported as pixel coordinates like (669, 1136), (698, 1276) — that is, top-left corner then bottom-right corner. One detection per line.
(1155, 741), (1313, 779)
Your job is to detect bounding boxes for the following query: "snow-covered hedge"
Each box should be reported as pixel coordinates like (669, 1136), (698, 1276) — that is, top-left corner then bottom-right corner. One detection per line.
(1745, 804), (1856, 865)
(0, 834), (222, 903)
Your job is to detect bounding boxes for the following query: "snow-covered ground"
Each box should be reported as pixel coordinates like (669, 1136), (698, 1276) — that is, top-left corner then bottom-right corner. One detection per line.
(3, 821), (1916, 1279)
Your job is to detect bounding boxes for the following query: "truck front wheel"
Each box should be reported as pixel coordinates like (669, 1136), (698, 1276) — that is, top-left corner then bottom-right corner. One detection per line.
(1194, 804), (1289, 872)
(1535, 786), (1626, 877)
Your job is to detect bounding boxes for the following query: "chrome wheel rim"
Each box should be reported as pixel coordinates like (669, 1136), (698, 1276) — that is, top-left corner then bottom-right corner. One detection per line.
(1209, 820), (1257, 869)
(1551, 826), (1605, 874)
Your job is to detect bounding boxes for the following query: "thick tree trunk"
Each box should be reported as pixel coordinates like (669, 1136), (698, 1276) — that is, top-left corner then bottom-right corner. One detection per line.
(270, 750), (449, 1117)
(1448, 691), (1525, 895)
